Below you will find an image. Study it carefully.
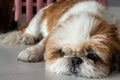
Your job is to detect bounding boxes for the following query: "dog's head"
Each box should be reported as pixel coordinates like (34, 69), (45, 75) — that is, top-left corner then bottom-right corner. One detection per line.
(44, 14), (120, 78)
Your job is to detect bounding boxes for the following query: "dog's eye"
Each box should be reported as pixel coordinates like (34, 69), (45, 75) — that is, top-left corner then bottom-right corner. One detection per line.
(58, 50), (65, 57)
(87, 53), (99, 62)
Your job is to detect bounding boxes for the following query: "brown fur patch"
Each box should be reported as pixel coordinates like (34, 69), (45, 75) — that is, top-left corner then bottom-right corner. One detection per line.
(17, 22), (28, 32)
(44, 41), (61, 64)
(89, 18), (120, 65)
(90, 18), (120, 50)
(41, 0), (85, 33)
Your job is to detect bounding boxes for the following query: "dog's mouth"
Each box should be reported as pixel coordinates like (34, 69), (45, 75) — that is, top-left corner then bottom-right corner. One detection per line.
(69, 64), (80, 76)
(70, 67), (78, 76)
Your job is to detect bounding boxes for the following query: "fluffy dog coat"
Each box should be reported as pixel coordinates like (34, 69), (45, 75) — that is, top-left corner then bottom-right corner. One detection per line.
(1, 0), (120, 78)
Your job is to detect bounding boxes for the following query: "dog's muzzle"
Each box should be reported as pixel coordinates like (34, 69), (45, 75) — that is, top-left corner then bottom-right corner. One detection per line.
(69, 57), (83, 75)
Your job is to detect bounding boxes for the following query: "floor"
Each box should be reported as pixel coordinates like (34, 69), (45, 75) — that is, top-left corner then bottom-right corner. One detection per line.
(0, 44), (120, 80)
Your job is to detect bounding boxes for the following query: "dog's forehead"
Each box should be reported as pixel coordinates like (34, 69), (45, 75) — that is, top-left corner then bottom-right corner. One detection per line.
(56, 43), (88, 56)
(60, 42), (111, 58)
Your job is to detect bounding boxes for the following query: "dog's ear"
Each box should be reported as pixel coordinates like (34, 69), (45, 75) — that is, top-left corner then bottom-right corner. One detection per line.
(114, 51), (120, 71)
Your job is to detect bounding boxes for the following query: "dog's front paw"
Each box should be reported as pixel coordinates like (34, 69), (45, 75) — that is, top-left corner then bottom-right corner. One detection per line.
(20, 33), (36, 45)
(18, 47), (43, 62)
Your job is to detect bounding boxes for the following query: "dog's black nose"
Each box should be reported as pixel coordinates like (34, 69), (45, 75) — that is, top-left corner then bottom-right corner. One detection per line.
(70, 57), (83, 66)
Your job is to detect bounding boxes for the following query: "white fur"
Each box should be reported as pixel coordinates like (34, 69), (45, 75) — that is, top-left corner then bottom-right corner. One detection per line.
(79, 58), (109, 78)
(40, 19), (48, 37)
(47, 56), (109, 78)
(25, 4), (53, 38)
(0, 31), (22, 45)
(46, 55), (106, 78)
(49, 13), (98, 49)
(46, 58), (71, 75)
(58, 0), (115, 24)
(58, 1), (103, 23)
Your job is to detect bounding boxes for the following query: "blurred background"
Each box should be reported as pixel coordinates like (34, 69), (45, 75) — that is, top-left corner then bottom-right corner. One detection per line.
(107, 0), (120, 23)
(0, 0), (119, 33)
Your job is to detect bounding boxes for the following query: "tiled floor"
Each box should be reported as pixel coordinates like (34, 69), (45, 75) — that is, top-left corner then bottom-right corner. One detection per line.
(0, 45), (120, 80)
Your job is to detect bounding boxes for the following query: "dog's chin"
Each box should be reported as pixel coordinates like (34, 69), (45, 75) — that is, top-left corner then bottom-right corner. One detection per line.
(46, 58), (71, 75)
(45, 58), (110, 78)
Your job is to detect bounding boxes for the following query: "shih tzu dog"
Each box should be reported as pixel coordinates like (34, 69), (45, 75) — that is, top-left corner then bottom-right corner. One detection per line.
(9, 0), (120, 78)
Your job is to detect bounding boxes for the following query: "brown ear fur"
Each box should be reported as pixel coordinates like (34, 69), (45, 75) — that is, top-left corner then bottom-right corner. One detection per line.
(90, 19), (120, 71)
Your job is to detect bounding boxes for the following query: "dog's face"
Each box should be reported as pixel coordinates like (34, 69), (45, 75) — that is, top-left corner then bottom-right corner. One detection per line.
(44, 14), (120, 78)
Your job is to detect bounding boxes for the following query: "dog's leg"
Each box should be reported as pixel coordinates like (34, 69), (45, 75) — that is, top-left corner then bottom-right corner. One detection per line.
(18, 38), (46, 62)
(20, 8), (45, 45)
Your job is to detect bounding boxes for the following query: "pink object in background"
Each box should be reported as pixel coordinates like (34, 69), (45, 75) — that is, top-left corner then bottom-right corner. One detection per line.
(15, 0), (22, 21)
(14, 0), (106, 22)
(37, 0), (44, 12)
(97, 0), (106, 6)
(47, 0), (53, 5)
(26, 0), (33, 22)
